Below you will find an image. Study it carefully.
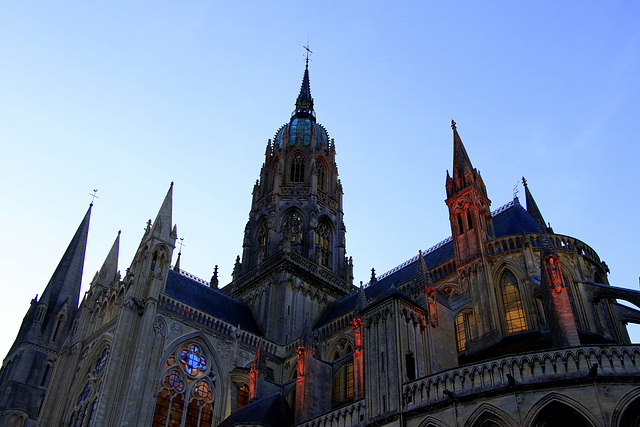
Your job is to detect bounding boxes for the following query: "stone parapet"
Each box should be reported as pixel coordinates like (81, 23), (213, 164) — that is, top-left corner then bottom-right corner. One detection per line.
(403, 345), (640, 409)
(298, 399), (366, 427)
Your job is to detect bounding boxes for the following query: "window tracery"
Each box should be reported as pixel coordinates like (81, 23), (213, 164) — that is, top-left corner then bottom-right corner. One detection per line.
(152, 343), (215, 427)
(67, 345), (110, 427)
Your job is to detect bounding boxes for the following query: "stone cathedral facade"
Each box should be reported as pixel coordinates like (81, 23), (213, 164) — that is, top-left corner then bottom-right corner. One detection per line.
(2, 64), (640, 427)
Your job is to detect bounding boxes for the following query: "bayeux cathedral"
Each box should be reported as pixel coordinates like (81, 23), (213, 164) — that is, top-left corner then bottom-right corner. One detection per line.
(2, 63), (640, 427)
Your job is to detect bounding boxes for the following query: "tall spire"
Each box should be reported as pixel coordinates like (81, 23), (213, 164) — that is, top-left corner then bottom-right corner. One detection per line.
(522, 177), (551, 233)
(451, 120), (474, 181)
(293, 61), (315, 119)
(39, 204), (92, 317)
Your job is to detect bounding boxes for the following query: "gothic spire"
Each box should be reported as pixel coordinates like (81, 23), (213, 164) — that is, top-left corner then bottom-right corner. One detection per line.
(451, 120), (474, 181)
(293, 62), (315, 119)
(39, 204), (92, 317)
(522, 177), (552, 233)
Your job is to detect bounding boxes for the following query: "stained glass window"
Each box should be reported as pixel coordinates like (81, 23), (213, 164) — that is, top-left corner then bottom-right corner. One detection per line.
(179, 344), (207, 377)
(153, 342), (215, 427)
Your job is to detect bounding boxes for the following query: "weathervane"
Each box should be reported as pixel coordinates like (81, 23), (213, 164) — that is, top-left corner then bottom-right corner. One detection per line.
(513, 181), (520, 200)
(89, 189), (99, 205)
(303, 38), (313, 66)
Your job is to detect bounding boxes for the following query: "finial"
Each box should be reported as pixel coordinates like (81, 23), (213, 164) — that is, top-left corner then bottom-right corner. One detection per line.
(522, 176), (528, 187)
(451, 120), (457, 130)
(89, 189), (99, 206)
(210, 265), (219, 289)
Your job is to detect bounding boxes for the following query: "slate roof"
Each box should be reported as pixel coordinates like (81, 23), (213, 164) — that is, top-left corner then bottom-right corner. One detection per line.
(315, 198), (542, 327)
(164, 269), (261, 334)
(218, 393), (294, 427)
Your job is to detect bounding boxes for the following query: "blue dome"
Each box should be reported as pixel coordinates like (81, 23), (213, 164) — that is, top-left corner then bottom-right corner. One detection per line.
(274, 117), (329, 151)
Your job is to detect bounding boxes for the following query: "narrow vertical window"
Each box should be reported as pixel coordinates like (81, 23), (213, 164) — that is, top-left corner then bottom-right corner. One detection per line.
(315, 220), (332, 268)
(318, 167), (326, 191)
(40, 364), (51, 387)
(455, 312), (467, 352)
(500, 270), (527, 333)
(256, 221), (268, 263)
(405, 353), (416, 381)
(237, 384), (249, 409)
(290, 154), (305, 183)
(467, 210), (473, 229)
(457, 214), (464, 235)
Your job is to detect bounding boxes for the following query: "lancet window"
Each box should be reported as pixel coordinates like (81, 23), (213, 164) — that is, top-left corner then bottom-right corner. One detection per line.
(152, 343), (216, 427)
(315, 220), (332, 268)
(290, 154), (305, 183)
(500, 270), (527, 334)
(331, 340), (354, 406)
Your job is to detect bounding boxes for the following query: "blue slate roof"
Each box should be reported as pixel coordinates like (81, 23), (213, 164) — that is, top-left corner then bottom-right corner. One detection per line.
(316, 199), (542, 327)
(164, 269), (261, 334)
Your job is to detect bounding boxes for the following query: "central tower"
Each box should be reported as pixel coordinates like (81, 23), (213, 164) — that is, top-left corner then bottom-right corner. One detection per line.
(229, 62), (354, 345)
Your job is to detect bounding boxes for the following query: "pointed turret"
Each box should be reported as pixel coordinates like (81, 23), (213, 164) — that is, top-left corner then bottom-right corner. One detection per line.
(151, 182), (174, 240)
(445, 121), (494, 265)
(95, 231), (120, 287)
(522, 177), (552, 233)
(39, 203), (92, 327)
(355, 284), (368, 314)
(173, 251), (181, 272)
(293, 60), (315, 119)
(452, 120), (475, 182)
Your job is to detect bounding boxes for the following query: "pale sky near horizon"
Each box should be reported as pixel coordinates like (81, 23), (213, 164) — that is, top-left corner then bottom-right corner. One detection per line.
(1, 1), (639, 360)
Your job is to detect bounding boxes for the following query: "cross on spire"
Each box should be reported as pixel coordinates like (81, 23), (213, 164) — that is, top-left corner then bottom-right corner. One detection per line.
(177, 237), (186, 253)
(89, 189), (99, 206)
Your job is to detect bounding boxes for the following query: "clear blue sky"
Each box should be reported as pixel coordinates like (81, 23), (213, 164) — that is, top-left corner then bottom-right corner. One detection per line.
(1, 1), (639, 359)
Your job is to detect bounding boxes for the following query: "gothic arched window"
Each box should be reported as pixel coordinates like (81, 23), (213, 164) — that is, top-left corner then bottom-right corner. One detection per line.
(67, 345), (110, 427)
(256, 221), (268, 263)
(331, 340), (354, 406)
(152, 343), (216, 427)
(500, 270), (527, 334)
(315, 220), (332, 268)
(283, 212), (303, 252)
(290, 154), (305, 183)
